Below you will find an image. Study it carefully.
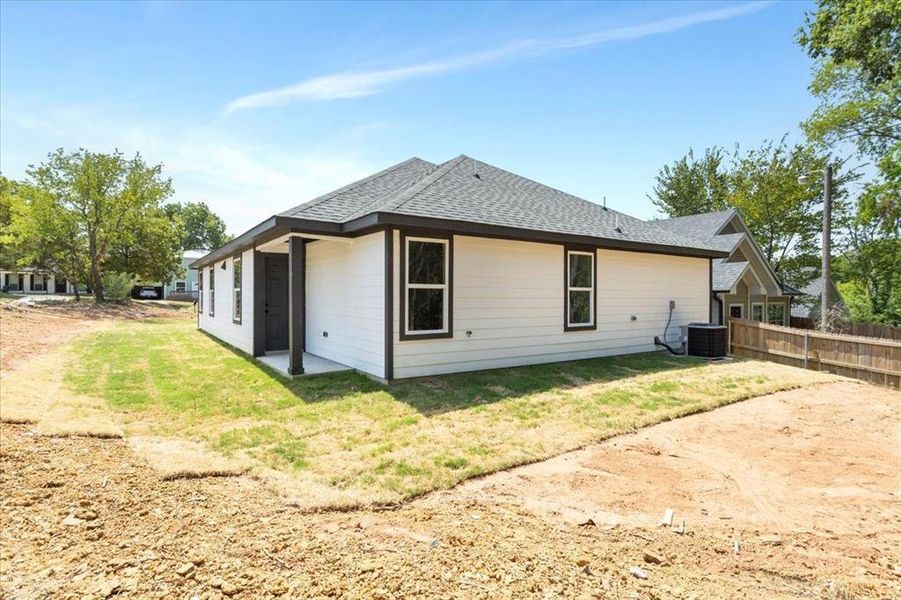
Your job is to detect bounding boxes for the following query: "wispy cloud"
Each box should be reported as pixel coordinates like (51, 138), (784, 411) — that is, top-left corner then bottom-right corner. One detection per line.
(224, 2), (773, 113)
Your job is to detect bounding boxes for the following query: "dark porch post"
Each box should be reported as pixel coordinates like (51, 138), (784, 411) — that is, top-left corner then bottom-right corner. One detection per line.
(252, 249), (265, 356)
(288, 237), (305, 376)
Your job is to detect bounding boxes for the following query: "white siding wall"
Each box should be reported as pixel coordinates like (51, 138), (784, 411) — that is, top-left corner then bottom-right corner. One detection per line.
(393, 234), (709, 379)
(198, 247), (254, 355)
(305, 232), (385, 378)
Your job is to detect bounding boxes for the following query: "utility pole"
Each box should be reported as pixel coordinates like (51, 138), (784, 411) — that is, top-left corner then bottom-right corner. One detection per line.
(821, 165), (833, 331)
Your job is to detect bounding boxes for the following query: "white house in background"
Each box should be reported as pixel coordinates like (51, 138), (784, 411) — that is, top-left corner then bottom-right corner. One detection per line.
(163, 249), (206, 300)
(654, 209), (803, 327)
(0, 268), (81, 295)
(190, 155), (727, 381)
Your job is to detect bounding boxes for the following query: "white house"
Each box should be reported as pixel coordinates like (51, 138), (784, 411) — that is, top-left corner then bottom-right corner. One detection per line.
(0, 268), (80, 295)
(191, 155), (727, 381)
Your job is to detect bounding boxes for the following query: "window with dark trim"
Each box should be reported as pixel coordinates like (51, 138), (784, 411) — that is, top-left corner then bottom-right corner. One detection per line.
(401, 234), (452, 339)
(565, 248), (596, 330)
(232, 256), (242, 324)
(209, 267), (215, 317)
(198, 270), (203, 312)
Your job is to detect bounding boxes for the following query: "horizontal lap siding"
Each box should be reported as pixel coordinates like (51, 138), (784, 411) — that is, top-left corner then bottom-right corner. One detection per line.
(306, 232), (385, 378)
(198, 247), (254, 354)
(393, 235), (708, 378)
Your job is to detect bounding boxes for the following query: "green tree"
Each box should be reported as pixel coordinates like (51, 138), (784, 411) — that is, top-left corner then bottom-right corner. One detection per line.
(7, 178), (91, 299)
(650, 139), (838, 287)
(648, 147), (730, 217)
(164, 201), (231, 250)
(798, 0), (900, 324)
(25, 148), (180, 302)
(0, 175), (28, 270)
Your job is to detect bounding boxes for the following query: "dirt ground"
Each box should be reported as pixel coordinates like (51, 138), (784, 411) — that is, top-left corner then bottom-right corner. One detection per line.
(0, 299), (192, 370)
(1, 305), (899, 599)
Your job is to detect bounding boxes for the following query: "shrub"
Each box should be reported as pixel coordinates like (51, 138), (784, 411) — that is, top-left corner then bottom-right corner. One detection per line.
(101, 271), (135, 302)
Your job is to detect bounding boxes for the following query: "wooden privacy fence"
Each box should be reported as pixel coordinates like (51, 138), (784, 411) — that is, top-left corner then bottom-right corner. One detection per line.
(790, 316), (901, 341)
(730, 319), (901, 388)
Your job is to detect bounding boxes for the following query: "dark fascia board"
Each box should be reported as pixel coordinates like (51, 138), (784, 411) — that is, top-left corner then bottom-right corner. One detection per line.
(345, 212), (729, 259)
(189, 216), (346, 269)
(191, 210), (729, 269)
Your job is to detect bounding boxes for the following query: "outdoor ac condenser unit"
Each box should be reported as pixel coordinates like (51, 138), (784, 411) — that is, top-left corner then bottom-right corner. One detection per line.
(679, 323), (728, 358)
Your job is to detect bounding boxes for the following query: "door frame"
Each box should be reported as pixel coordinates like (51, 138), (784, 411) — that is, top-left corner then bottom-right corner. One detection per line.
(263, 254), (290, 352)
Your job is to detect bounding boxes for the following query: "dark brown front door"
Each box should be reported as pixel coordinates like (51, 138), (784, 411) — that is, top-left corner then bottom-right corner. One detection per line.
(264, 255), (289, 351)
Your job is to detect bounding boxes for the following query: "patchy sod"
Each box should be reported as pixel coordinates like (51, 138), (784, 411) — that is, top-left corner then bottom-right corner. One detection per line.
(63, 319), (835, 507)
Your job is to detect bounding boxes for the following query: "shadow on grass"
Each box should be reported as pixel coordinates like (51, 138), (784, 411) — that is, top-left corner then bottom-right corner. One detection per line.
(202, 330), (707, 415)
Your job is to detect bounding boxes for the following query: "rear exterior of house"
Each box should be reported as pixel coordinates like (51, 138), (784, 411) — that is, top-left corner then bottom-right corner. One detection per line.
(194, 156), (725, 381)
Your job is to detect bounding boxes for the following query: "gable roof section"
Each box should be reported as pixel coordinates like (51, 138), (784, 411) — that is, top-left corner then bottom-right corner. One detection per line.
(656, 208), (789, 294)
(653, 209), (736, 242)
(192, 155), (727, 268)
(712, 258), (749, 292)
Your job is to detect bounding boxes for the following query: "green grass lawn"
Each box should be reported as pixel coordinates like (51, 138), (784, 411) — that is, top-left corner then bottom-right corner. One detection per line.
(63, 318), (834, 507)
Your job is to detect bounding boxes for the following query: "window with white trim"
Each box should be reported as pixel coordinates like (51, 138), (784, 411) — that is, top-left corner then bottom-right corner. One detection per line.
(208, 267), (215, 317)
(729, 304), (743, 319)
(404, 236), (449, 335)
(566, 250), (595, 329)
(175, 281), (186, 292)
(232, 256), (242, 324)
(751, 302), (764, 322)
(767, 302), (785, 325)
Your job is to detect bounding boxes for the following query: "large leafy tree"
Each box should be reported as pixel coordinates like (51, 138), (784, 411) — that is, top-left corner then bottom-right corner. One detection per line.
(23, 148), (180, 302)
(650, 139), (836, 287)
(798, 0), (900, 324)
(164, 201), (231, 250)
(648, 147), (730, 217)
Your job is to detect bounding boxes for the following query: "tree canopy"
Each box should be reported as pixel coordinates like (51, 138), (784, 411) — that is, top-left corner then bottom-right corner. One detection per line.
(164, 201), (231, 251)
(15, 148), (181, 302)
(798, 0), (900, 324)
(649, 139), (836, 287)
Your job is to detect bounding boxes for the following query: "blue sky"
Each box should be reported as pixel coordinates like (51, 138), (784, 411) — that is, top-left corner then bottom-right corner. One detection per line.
(1, 1), (818, 234)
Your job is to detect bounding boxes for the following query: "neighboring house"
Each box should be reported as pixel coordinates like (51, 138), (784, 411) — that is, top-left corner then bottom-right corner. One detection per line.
(0, 268), (80, 294)
(190, 155), (727, 381)
(163, 249), (206, 300)
(790, 276), (846, 320)
(654, 208), (802, 327)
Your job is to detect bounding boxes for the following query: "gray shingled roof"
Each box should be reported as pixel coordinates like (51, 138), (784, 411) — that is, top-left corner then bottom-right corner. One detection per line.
(280, 157), (437, 222)
(654, 210), (736, 242)
(712, 258), (748, 291)
(281, 155), (722, 253)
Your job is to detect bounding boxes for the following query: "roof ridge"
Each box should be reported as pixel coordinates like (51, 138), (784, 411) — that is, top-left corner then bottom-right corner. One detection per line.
(377, 154), (469, 214)
(283, 157), (431, 216)
(343, 158), (449, 221)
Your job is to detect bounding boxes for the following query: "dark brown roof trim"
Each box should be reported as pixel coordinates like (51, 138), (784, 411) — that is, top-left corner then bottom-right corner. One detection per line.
(351, 213), (728, 259)
(192, 210), (729, 269)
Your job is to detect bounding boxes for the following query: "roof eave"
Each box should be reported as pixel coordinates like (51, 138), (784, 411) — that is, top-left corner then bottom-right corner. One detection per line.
(346, 212), (728, 259)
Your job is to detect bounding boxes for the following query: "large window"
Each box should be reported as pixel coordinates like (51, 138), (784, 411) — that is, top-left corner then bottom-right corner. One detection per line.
(232, 255), (242, 324)
(565, 249), (595, 330)
(767, 302), (785, 325)
(751, 302), (764, 322)
(402, 235), (451, 339)
(208, 267), (215, 317)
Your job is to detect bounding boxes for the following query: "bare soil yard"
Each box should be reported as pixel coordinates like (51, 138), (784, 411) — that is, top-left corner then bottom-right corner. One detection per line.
(1, 304), (899, 598)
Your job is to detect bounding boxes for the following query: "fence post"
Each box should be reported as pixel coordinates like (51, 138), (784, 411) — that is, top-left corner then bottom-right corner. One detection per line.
(803, 332), (809, 369)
